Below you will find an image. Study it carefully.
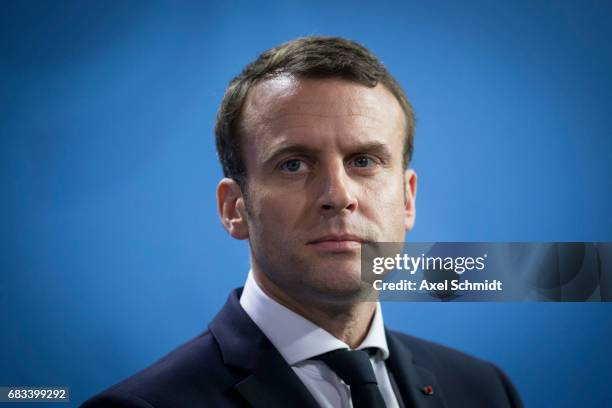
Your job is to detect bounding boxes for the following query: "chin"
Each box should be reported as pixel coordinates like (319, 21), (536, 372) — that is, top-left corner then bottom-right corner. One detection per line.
(302, 264), (367, 298)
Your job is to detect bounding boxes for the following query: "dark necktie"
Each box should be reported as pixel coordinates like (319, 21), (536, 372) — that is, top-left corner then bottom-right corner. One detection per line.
(314, 349), (387, 408)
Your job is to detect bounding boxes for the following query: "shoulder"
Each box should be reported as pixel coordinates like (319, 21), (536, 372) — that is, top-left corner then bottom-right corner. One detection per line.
(387, 330), (523, 407)
(388, 329), (495, 370)
(80, 330), (243, 408)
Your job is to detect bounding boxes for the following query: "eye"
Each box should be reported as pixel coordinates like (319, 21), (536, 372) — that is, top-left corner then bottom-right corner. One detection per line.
(280, 159), (307, 173)
(351, 155), (377, 168)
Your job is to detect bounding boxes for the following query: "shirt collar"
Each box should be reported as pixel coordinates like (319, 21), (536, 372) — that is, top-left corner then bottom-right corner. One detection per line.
(239, 270), (390, 365)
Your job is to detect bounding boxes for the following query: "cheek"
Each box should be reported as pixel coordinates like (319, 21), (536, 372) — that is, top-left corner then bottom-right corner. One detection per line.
(362, 178), (407, 229)
(364, 176), (405, 209)
(249, 190), (304, 234)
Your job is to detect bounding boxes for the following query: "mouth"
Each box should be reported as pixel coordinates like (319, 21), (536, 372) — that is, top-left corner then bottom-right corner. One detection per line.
(307, 234), (366, 252)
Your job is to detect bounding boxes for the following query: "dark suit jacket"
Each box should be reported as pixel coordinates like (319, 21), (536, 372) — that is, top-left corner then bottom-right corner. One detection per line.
(81, 289), (523, 407)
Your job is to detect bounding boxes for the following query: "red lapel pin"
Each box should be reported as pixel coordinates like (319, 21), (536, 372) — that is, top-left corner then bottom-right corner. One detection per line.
(421, 385), (434, 395)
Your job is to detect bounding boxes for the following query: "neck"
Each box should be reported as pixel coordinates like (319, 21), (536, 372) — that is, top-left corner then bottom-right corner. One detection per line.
(252, 268), (377, 349)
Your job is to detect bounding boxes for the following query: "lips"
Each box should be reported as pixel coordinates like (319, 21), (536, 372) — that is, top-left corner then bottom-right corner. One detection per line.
(307, 234), (366, 251)
(308, 234), (365, 244)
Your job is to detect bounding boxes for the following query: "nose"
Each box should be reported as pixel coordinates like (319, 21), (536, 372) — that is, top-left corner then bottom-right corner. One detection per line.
(316, 160), (358, 214)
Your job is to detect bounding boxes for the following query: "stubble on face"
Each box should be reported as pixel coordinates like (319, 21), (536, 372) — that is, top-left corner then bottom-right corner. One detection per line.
(239, 75), (411, 308)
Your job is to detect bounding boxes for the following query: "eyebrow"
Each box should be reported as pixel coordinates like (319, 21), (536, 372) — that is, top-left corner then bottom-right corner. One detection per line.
(260, 141), (393, 166)
(260, 144), (319, 167)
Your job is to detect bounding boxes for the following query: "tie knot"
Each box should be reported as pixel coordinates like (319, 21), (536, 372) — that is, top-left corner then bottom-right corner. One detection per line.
(314, 349), (377, 385)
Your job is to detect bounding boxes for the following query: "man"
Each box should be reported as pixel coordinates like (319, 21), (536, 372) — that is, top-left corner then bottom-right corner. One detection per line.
(82, 36), (522, 407)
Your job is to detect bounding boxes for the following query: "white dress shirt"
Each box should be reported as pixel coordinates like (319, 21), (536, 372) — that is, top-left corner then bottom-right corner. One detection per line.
(240, 271), (400, 408)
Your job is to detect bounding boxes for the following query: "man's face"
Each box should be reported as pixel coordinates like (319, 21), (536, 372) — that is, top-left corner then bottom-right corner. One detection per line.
(231, 76), (416, 303)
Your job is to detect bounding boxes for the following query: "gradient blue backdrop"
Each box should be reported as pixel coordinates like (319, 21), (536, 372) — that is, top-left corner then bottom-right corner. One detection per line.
(2, 1), (611, 406)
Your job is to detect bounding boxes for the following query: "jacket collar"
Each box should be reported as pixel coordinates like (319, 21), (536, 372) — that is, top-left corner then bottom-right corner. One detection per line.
(385, 329), (447, 408)
(210, 288), (446, 408)
(209, 288), (320, 408)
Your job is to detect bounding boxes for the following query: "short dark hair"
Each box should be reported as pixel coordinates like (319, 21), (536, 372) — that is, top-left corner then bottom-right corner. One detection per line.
(214, 36), (415, 190)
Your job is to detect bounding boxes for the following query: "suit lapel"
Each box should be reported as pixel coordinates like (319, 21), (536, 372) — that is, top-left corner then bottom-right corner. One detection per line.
(209, 289), (319, 408)
(233, 347), (320, 408)
(386, 330), (447, 408)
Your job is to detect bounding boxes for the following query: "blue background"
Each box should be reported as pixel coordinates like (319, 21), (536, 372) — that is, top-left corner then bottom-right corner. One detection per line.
(2, 1), (611, 406)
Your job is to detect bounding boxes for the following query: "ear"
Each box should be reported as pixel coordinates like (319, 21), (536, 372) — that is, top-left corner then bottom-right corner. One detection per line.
(217, 178), (250, 240)
(403, 169), (417, 231)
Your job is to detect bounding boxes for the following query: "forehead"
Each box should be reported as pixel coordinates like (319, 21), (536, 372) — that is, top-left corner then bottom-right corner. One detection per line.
(240, 76), (406, 160)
